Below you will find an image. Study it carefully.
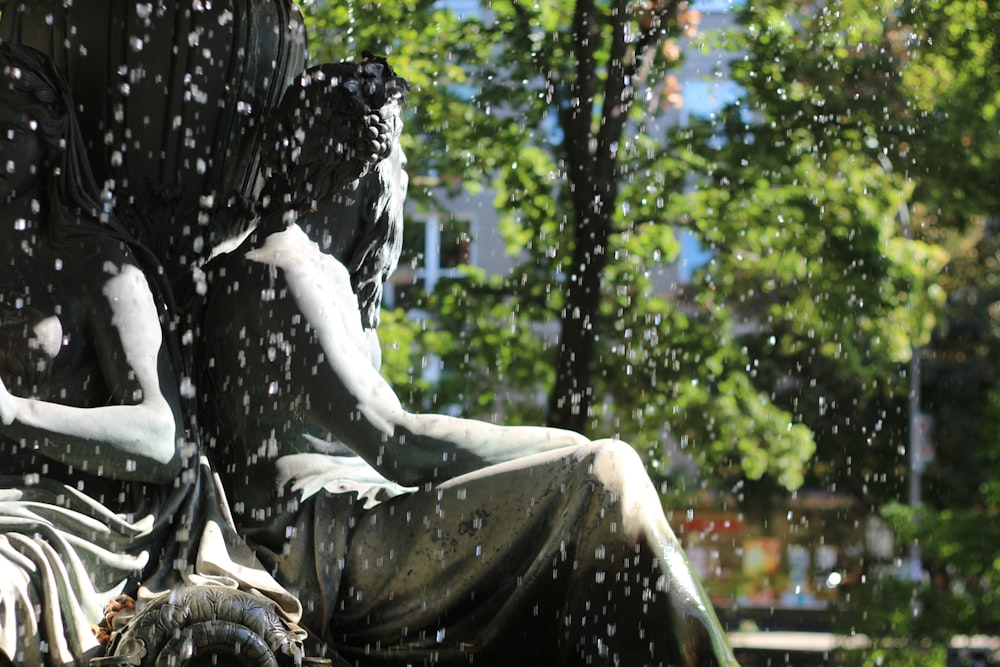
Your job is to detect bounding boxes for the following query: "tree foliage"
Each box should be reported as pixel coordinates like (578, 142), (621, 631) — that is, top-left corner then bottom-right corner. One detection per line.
(301, 0), (815, 492)
(716, 0), (1000, 642)
(300, 0), (1000, 589)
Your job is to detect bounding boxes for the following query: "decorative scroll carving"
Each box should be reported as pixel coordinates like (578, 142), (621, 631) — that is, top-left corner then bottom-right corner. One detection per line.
(105, 585), (307, 667)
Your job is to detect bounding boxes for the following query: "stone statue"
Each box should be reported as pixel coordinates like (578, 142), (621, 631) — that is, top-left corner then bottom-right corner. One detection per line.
(0, 6), (741, 665)
(0, 43), (310, 667)
(0, 41), (187, 665)
(198, 58), (738, 666)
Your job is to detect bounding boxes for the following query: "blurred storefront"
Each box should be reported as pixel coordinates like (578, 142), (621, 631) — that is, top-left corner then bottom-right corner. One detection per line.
(675, 491), (874, 631)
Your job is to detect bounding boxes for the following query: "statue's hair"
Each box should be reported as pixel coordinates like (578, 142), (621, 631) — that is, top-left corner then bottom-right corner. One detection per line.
(345, 139), (406, 329)
(260, 55), (409, 329)
(0, 41), (177, 321)
(0, 41), (123, 246)
(260, 54), (408, 212)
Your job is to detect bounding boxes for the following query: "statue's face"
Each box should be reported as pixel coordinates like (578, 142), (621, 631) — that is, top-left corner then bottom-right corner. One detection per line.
(317, 138), (407, 264)
(0, 106), (45, 204)
(383, 141), (407, 213)
(383, 141), (407, 269)
(391, 143), (408, 207)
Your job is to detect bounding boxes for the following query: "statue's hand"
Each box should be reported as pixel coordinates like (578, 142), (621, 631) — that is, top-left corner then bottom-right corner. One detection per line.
(0, 375), (18, 426)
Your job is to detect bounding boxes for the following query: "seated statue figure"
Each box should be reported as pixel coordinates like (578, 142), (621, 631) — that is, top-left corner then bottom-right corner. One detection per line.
(0, 43), (188, 665)
(199, 57), (738, 666)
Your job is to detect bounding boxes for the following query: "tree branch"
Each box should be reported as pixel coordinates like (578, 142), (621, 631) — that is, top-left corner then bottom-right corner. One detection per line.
(597, 0), (683, 183)
(560, 0), (600, 180)
(509, 0), (565, 111)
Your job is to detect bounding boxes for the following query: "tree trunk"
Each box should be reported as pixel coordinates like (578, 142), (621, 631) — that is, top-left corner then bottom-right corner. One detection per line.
(546, 0), (634, 433)
(547, 190), (614, 432)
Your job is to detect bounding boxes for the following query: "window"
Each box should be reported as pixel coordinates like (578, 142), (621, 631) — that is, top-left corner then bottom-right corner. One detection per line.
(386, 214), (474, 312)
(680, 79), (744, 128)
(690, 0), (747, 13)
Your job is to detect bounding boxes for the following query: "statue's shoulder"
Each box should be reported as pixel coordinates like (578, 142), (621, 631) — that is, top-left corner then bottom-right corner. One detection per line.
(64, 232), (138, 274)
(244, 225), (353, 285)
(201, 223), (364, 346)
(69, 236), (160, 307)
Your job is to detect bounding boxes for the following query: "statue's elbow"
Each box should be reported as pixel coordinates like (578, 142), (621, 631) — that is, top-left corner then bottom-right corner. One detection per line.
(158, 439), (185, 481)
(141, 409), (184, 482)
(382, 414), (434, 487)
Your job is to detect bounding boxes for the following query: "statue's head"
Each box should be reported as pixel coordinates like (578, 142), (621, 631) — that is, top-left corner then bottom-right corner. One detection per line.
(0, 41), (106, 238)
(0, 42), (67, 202)
(260, 54), (408, 214)
(0, 43), (173, 323)
(261, 55), (409, 329)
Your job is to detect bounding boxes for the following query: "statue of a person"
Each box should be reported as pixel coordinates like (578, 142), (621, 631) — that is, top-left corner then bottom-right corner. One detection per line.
(199, 58), (737, 666)
(0, 42), (188, 666)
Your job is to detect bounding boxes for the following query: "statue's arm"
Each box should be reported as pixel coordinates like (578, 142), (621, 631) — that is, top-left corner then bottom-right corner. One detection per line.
(280, 256), (588, 486)
(0, 263), (183, 483)
(306, 342), (589, 486)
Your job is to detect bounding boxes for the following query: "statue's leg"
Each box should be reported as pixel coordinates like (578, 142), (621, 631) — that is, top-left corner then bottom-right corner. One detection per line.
(330, 441), (737, 667)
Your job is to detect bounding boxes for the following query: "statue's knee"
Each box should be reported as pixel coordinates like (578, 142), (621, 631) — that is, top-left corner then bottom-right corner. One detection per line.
(587, 439), (649, 493)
